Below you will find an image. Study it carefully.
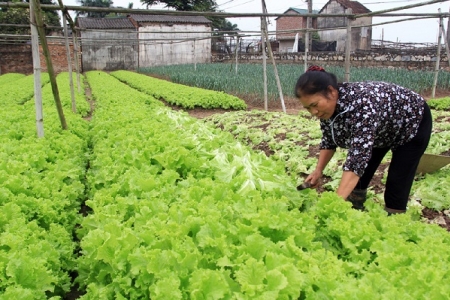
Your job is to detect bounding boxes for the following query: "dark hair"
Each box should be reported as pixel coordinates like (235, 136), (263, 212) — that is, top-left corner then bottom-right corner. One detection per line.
(294, 66), (338, 98)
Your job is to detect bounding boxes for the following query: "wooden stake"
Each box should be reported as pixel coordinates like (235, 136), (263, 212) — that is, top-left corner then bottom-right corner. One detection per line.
(305, 0), (313, 72)
(235, 36), (239, 74)
(432, 8), (443, 98)
(261, 0), (286, 113)
(193, 39), (197, 71)
(344, 11), (352, 82)
(261, 16), (268, 111)
(34, 0), (67, 130)
(29, 0), (44, 137)
(439, 16), (450, 68)
(62, 13), (76, 113)
(58, 0), (81, 92)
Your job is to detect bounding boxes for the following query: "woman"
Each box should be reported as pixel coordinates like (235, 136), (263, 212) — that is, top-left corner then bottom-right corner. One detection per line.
(295, 66), (432, 214)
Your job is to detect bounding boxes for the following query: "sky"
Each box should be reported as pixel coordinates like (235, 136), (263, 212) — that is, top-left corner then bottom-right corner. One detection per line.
(62, 0), (450, 44)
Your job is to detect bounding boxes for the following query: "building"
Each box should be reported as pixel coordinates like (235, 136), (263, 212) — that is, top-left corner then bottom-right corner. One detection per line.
(317, 0), (372, 51)
(275, 7), (319, 53)
(76, 14), (212, 71)
(129, 14), (211, 68)
(76, 17), (138, 71)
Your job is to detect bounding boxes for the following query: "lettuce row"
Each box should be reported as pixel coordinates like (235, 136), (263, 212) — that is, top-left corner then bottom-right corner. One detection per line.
(78, 71), (450, 299)
(79, 71), (328, 299)
(0, 73), (49, 105)
(0, 73), (26, 87)
(0, 73), (89, 298)
(427, 97), (450, 111)
(110, 70), (247, 110)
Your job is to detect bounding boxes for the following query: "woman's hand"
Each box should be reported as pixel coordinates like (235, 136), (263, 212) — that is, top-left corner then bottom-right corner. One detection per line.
(305, 169), (323, 187)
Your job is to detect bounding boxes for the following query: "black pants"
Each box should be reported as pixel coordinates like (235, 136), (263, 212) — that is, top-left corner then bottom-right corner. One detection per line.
(356, 103), (432, 210)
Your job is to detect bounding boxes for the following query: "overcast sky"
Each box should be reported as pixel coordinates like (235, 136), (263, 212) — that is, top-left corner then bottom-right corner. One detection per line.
(64, 0), (450, 44)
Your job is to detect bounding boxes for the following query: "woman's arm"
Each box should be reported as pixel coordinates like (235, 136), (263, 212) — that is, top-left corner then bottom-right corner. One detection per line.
(305, 149), (335, 186)
(336, 171), (360, 199)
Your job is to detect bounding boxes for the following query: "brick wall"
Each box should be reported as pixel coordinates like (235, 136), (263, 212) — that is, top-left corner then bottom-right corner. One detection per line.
(0, 44), (33, 74)
(276, 12), (305, 41)
(0, 42), (79, 75)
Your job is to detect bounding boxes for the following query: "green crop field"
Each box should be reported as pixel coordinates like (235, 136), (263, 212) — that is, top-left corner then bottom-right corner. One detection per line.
(1, 70), (450, 299)
(139, 63), (450, 101)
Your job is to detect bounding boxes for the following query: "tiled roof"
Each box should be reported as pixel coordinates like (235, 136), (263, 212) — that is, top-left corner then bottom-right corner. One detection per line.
(76, 17), (135, 29)
(275, 7), (319, 20)
(289, 7), (319, 15)
(319, 0), (371, 14)
(129, 14), (211, 24)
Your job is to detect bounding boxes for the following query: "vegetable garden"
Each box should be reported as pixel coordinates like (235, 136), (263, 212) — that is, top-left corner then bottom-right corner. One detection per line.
(1, 67), (450, 299)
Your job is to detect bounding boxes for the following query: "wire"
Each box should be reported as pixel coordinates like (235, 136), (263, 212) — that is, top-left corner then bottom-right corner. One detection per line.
(217, 0), (237, 7)
(221, 0), (256, 10)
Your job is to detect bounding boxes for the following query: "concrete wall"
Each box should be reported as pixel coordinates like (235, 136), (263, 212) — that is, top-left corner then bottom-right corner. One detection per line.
(138, 23), (211, 67)
(212, 49), (448, 71)
(0, 43), (77, 75)
(317, 1), (372, 51)
(80, 30), (138, 71)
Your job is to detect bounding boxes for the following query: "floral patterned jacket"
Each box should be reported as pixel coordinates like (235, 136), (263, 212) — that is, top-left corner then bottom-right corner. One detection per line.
(320, 81), (425, 177)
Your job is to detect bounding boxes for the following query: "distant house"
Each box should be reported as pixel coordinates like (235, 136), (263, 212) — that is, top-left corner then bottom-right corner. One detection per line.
(76, 14), (212, 71)
(317, 0), (372, 51)
(76, 17), (138, 71)
(275, 7), (319, 53)
(128, 14), (211, 67)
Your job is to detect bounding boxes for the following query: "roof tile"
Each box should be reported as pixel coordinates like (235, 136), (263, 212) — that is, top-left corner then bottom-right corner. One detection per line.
(76, 17), (135, 29)
(129, 14), (211, 24)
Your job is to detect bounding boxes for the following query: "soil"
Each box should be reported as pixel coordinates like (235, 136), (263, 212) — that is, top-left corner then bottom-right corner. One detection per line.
(172, 93), (450, 232)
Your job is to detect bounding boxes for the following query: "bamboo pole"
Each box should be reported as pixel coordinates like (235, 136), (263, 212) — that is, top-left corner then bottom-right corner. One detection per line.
(58, 0), (81, 92)
(261, 16), (268, 111)
(33, 0), (67, 130)
(73, 33), (81, 92)
(261, 0), (285, 113)
(62, 14), (76, 113)
(304, 0), (312, 72)
(29, 0), (44, 138)
(356, 0), (448, 18)
(2, 0), (448, 18)
(344, 12), (352, 82)
(193, 39), (197, 71)
(235, 36), (239, 75)
(432, 9), (443, 98)
(439, 17), (450, 68)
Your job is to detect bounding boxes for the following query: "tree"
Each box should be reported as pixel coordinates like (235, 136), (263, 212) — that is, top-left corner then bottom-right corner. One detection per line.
(76, 0), (114, 18)
(0, 0), (61, 35)
(141, 0), (217, 12)
(141, 0), (239, 34)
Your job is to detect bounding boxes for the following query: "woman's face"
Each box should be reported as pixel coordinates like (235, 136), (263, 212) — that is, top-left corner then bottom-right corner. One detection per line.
(297, 86), (338, 120)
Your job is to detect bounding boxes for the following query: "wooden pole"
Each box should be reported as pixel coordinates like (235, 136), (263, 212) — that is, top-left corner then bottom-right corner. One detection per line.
(447, 7), (450, 50)
(58, 0), (81, 92)
(72, 35), (81, 92)
(62, 14), (76, 113)
(193, 38), (197, 71)
(29, 0), (44, 138)
(235, 36), (239, 74)
(261, 0), (286, 113)
(356, 0), (449, 18)
(344, 11), (353, 82)
(261, 16), (268, 111)
(34, 0), (67, 130)
(432, 8), (443, 98)
(305, 0), (312, 72)
(439, 16), (450, 67)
